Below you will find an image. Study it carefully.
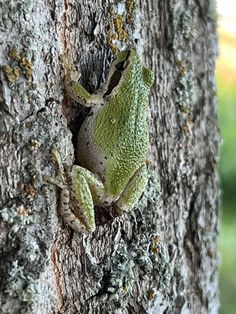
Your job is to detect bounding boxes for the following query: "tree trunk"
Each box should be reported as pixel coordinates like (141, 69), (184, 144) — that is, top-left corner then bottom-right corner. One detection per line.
(0, 1), (220, 313)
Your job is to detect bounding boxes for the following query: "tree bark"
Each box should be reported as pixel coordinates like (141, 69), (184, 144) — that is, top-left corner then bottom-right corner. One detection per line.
(0, 1), (220, 313)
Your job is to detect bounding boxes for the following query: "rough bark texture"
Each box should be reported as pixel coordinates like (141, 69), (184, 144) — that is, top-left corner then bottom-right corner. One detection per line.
(0, 1), (220, 314)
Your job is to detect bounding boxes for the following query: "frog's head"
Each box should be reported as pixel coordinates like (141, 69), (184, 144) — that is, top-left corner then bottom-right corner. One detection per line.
(115, 49), (154, 88)
(104, 48), (154, 96)
(114, 48), (137, 68)
(115, 50), (130, 64)
(104, 50), (130, 96)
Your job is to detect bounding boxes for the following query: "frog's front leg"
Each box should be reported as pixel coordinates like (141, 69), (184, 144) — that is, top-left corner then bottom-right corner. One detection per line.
(114, 164), (148, 215)
(60, 54), (105, 106)
(66, 80), (105, 106)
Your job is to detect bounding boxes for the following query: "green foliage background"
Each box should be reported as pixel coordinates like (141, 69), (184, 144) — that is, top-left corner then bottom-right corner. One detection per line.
(218, 79), (236, 314)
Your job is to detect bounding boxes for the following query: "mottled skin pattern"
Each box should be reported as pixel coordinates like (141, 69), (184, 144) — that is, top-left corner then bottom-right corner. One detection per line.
(46, 49), (154, 233)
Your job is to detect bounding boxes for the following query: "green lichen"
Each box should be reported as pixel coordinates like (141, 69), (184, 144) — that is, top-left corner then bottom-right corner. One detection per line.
(108, 1), (135, 53)
(108, 10), (128, 53)
(3, 64), (20, 82)
(181, 9), (197, 40)
(115, 15), (128, 41)
(2, 48), (33, 82)
(98, 172), (170, 309)
(5, 260), (37, 305)
(1, 204), (34, 233)
(126, 0), (135, 16)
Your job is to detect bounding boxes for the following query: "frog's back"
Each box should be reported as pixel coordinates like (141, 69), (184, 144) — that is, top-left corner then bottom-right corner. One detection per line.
(94, 50), (154, 196)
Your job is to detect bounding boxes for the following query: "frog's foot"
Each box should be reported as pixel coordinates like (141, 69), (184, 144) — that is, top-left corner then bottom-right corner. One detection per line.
(43, 149), (66, 189)
(59, 54), (81, 81)
(113, 164), (148, 215)
(58, 187), (91, 234)
(44, 149), (95, 233)
(69, 165), (106, 232)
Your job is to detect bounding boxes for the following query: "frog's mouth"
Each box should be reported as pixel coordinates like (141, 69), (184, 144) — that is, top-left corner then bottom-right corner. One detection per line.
(104, 50), (131, 96)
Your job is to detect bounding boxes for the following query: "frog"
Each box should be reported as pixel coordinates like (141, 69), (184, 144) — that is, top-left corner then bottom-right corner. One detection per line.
(45, 48), (154, 233)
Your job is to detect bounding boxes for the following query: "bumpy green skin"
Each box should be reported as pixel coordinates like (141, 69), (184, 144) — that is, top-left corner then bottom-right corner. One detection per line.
(56, 49), (154, 232)
(94, 50), (153, 196)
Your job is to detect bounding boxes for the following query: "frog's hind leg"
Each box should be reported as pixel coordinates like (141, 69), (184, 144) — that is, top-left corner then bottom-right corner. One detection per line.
(58, 185), (91, 234)
(69, 165), (106, 232)
(114, 164), (148, 215)
(44, 150), (89, 233)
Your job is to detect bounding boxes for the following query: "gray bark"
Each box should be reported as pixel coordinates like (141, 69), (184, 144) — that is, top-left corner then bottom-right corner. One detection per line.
(0, 1), (220, 314)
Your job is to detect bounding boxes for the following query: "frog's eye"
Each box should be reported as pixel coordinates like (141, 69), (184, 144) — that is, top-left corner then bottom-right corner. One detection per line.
(115, 60), (126, 71)
(115, 50), (130, 64)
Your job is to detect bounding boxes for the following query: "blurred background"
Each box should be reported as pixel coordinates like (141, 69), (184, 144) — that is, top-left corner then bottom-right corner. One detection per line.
(217, 1), (236, 313)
